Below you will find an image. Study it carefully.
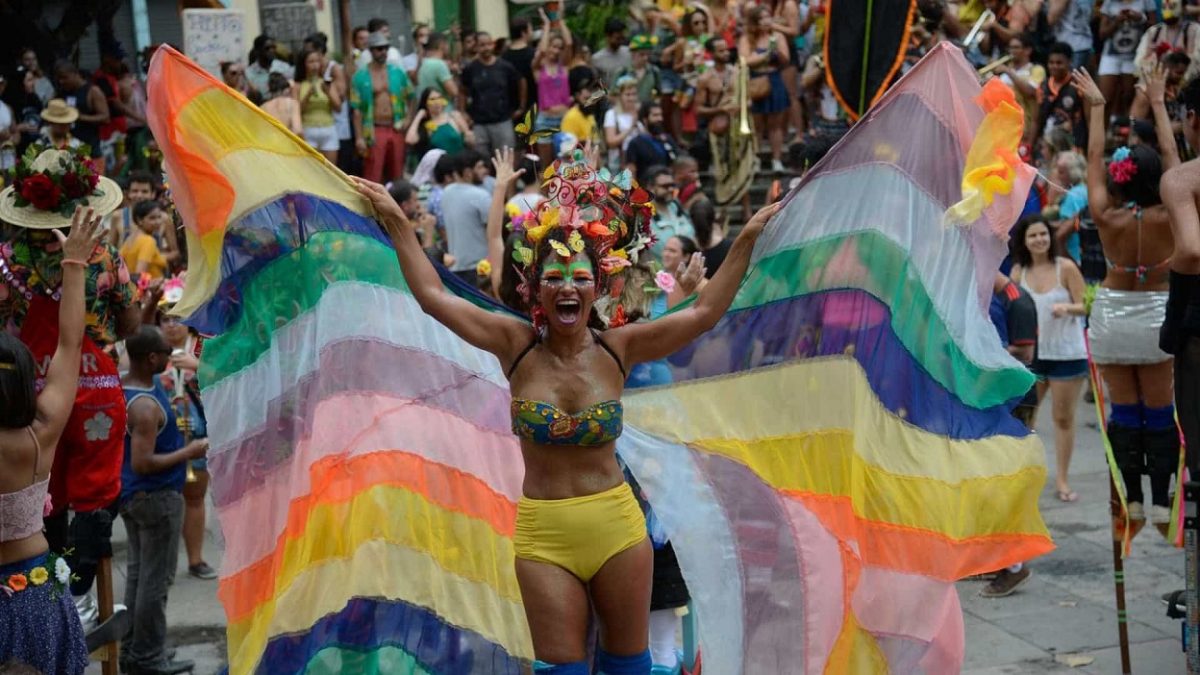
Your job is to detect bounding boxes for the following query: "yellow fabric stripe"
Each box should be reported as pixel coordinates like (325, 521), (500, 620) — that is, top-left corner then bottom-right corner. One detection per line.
(225, 485), (530, 673)
(175, 87), (370, 222)
(624, 356), (1045, 482)
(696, 434), (1047, 538)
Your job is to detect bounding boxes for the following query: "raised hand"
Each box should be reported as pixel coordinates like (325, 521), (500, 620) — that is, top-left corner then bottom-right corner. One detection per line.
(1071, 68), (1105, 108)
(351, 176), (410, 239)
(493, 147), (526, 188)
(1137, 63), (1167, 106)
(675, 251), (708, 295)
(740, 201), (782, 240)
(53, 206), (103, 263)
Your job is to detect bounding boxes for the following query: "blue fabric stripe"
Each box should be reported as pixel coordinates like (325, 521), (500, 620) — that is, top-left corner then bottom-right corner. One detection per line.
(257, 596), (526, 675)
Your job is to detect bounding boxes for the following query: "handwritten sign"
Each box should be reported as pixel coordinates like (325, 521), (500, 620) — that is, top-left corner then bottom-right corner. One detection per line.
(183, 9), (246, 76)
(260, 3), (317, 56)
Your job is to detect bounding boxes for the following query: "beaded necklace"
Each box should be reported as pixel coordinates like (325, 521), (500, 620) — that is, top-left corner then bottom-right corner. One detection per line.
(0, 248), (61, 302)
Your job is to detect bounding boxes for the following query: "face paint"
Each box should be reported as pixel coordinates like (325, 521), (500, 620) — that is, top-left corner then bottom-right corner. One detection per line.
(540, 257), (594, 288)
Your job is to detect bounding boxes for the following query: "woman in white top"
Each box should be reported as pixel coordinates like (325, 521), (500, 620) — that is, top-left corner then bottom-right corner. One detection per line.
(1010, 215), (1089, 502)
(603, 77), (640, 172)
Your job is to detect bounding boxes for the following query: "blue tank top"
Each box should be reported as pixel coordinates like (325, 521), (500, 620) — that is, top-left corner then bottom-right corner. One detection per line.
(121, 377), (186, 501)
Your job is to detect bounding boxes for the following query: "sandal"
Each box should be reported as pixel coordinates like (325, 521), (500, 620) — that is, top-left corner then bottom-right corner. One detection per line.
(1056, 490), (1079, 502)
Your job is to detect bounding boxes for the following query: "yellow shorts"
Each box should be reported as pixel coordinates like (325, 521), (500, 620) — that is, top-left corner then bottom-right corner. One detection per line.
(514, 482), (647, 582)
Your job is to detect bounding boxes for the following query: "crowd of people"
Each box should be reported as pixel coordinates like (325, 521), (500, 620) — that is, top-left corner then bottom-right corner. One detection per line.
(1, 0), (1200, 673)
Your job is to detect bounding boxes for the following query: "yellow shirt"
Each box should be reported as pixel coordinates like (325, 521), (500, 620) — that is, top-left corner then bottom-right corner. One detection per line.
(561, 106), (597, 145)
(120, 232), (167, 280)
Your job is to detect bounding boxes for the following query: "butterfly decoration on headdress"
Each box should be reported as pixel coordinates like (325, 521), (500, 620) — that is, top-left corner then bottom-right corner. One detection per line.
(510, 148), (655, 328)
(515, 105), (561, 148)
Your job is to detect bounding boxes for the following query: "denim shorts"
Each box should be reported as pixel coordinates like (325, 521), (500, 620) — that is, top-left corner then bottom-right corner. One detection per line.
(1031, 358), (1089, 381)
(534, 113), (563, 144)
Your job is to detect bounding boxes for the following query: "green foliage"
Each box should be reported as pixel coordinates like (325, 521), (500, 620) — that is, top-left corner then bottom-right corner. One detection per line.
(564, 0), (632, 52)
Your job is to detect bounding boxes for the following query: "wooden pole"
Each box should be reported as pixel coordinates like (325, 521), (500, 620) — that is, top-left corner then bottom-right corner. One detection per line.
(1110, 475), (1133, 675)
(96, 556), (119, 675)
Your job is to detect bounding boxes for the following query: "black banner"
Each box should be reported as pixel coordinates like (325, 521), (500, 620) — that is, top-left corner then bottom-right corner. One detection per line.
(824, 0), (917, 120)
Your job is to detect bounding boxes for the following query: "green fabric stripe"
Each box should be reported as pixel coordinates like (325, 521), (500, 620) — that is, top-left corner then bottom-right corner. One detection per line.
(304, 645), (433, 675)
(202, 230), (1028, 408)
(732, 231), (1031, 408)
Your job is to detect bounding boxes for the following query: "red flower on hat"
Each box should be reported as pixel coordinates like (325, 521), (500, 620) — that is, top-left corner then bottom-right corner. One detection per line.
(19, 174), (62, 211)
(61, 172), (89, 199)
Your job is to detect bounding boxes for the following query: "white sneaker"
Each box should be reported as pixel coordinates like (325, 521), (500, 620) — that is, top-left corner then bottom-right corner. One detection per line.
(1150, 504), (1172, 525)
(1128, 502), (1145, 521)
(771, 159), (786, 174)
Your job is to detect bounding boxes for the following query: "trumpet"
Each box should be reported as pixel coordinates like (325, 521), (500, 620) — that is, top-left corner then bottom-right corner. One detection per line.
(737, 56), (752, 136)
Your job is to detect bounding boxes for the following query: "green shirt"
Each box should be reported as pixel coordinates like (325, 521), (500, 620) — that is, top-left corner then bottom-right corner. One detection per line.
(350, 64), (411, 144)
(417, 57), (453, 100)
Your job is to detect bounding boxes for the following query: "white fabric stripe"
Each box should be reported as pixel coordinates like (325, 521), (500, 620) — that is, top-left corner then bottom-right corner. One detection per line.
(203, 282), (508, 454)
(618, 426), (745, 675)
(759, 165), (1013, 373)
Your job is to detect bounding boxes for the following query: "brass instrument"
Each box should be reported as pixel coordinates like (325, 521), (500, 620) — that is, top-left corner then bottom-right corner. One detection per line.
(963, 9), (994, 48)
(977, 54), (1013, 78)
(171, 352), (197, 483)
(737, 56), (752, 136)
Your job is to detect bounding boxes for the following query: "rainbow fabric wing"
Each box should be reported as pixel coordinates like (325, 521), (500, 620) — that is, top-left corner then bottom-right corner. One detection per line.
(148, 47), (533, 674)
(148, 40), (1050, 675)
(618, 42), (1049, 673)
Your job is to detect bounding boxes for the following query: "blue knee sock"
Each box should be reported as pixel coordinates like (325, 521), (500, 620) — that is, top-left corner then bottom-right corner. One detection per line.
(533, 660), (589, 675)
(1144, 404), (1176, 430)
(1110, 403), (1142, 428)
(596, 648), (652, 675)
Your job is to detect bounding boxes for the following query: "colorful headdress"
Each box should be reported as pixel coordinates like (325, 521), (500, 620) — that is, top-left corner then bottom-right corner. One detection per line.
(509, 148), (654, 327)
(1108, 146), (1138, 185)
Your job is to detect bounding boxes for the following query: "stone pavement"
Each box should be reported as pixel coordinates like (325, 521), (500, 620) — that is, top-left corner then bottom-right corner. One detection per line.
(86, 397), (1188, 674)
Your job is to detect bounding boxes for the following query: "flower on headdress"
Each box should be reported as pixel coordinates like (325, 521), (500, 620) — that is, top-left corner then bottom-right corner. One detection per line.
(583, 220), (612, 239)
(476, 259), (492, 277)
(1108, 147), (1137, 184)
(610, 305), (628, 328)
(506, 203), (521, 219)
(654, 270), (676, 293)
(28, 566), (48, 586)
(600, 255), (632, 274)
(6, 574), (27, 592)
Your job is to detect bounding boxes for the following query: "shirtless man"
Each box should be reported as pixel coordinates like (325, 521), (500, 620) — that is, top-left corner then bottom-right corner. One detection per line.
(351, 31), (412, 183)
(1158, 70), (1200, 671)
(696, 37), (754, 222)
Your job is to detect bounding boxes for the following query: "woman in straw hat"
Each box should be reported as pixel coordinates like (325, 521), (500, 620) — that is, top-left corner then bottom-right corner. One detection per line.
(39, 99), (83, 152)
(0, 146), (138, 630)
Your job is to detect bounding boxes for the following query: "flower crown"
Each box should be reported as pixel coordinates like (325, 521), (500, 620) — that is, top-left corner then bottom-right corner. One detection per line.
(508, 149), (655, 326)
(9, 144), (102, 215)
(1108, 146), (1138, 185)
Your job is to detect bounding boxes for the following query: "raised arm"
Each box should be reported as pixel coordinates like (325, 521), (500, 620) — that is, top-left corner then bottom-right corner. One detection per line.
(487, 148), (526, 296)
(1071, 68), (1112, 218)
(608, 202), (781, 366)
(1140, 64), (1182, 169)
(351, 176), (530, 365)
(35, 208), (103, 436)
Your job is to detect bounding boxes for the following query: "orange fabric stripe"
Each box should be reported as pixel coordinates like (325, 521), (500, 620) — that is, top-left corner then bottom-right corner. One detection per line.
(217, 450), (517, 623)
(148, 49), (234, 239)
(787, 491), (1054, 580)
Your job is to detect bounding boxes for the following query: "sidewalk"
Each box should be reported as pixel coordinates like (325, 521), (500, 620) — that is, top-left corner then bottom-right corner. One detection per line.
(88, 395), (1188, 674)
(960, 398), (1187, 674)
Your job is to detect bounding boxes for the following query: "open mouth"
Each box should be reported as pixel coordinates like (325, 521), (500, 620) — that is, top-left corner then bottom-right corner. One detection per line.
(556, 299), (582, 325)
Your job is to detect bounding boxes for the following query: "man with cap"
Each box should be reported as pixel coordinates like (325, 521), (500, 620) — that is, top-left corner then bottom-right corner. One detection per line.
(351, 31), (413, 184)
(0, 147), (139, 629)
